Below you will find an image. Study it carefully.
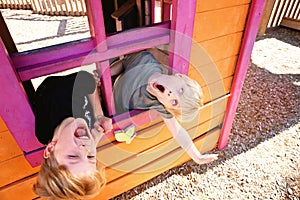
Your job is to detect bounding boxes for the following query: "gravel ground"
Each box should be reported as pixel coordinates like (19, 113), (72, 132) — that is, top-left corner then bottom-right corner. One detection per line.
(1, 9), (299, 200)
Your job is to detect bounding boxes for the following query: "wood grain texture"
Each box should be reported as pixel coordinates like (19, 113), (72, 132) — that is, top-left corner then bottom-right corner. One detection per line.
(0, 130), (23, 163)
(196, 0), (250, 12)
(193, 4), (249, 42)
(0, 117), (8, 133)
(96, 128), (221, 199)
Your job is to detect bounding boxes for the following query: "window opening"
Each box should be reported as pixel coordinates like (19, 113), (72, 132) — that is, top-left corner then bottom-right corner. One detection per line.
(0, 7), (90, 52)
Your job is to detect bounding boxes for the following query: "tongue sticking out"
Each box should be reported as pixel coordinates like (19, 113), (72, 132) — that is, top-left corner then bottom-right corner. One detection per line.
(74, 126), (89, 139)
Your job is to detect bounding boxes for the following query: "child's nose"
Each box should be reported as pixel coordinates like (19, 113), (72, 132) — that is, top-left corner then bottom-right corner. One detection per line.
(157, 84), (165, 93)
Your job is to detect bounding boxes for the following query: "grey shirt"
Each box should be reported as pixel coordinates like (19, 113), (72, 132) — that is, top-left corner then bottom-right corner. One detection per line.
(113, 51), (173, 119)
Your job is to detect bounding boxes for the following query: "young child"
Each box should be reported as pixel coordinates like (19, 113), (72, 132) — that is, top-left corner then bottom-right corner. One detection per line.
(111, 51), (218, 164)
(33, 71), (112, 199)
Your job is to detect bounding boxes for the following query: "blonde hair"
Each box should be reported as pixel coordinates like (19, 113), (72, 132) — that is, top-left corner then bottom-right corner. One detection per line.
(165, 73), (204, 121)
(33, 152), (106, 199)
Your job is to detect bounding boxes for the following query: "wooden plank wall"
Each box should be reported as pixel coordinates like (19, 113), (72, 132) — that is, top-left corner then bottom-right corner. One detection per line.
(267, 0), (300, 27)
(0, 0), (251, 199)
(259, 0), (300, 35)
(30, 0), (86, 16)
(0, 0), (31, 9)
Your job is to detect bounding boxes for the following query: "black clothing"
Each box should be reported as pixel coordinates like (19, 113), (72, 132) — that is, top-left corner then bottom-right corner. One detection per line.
(34, 71), (96, 145)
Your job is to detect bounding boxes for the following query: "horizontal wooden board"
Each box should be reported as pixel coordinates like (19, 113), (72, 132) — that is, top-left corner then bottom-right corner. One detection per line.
(201, 76), (232, 103)
(196, 0), (251, 13)
(193, 4), (249, 42)
(105, 113), (224, 183)
(0, 175), (37, 200)
(0, 130), (23, 163)
(0, 155), (40, 187)
(280, 17), (300, 31)
(192, 32), (243, 64)
(188, 55), (237, 87)
(97, 128), (221, 199)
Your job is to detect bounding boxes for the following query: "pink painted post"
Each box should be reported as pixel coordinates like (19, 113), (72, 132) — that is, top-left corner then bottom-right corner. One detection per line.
(168, 0), (196, 74)
(0, 39), (43, 152)
(218, 0), (267, 149)
(85, 0), (115, 116)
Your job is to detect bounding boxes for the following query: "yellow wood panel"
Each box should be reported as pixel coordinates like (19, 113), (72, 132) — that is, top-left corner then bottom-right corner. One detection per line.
(0, 130), (23, 163)
(188, 55), (237, 87)
(196, 0), (251, 13)
(0, 155), (40, 187)
(105, 113), (224, 183)
(193, 32), (243, 65)
(0, 117), (7, 132)
(97, 96), (228, 167)
(97, 128), (221, 199)
(193, 4), (249, 42)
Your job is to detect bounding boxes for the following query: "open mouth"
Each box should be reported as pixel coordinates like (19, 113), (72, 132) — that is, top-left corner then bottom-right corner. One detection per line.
(74, 125), (90, 140)
(153, 82), (165, 93)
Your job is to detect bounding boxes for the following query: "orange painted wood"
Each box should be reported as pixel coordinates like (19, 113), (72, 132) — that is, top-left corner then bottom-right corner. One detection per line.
(97, 128), (221, 199)
(0, 130), (23, 162)
(0, 117), (8, 132)
(201, 76), (232, 103)
(193, 5), (249, 42)
(195, 32), (244, 63)
(105, 113), (225, 183)
(188, 55), (237, 87)
(190, 32), (243, 68)
(196, 0), (251, 13)
(0, 176), (37, 200)
(0, 155), (40, 187)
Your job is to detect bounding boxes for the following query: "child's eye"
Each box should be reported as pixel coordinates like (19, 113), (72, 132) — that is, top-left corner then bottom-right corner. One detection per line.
(171, 99), (178, 106)
(87, 155), (95, 159)
(68, 155), (79, 159)
(179, 88), (184, 94)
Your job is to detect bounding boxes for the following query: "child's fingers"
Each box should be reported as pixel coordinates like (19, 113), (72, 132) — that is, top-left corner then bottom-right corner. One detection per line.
(91, 128), (104, 143)
(94, 123), (104, 133)
(195, 153), (218, 164)
(101, 119), (113, 133)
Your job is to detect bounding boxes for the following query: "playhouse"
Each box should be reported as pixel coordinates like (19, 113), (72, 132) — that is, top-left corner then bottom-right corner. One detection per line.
(0, 0), (265, 199)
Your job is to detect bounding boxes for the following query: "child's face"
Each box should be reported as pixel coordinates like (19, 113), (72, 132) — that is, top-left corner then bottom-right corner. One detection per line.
(149, 74), (190, 109)
(52, 117), (99, 176)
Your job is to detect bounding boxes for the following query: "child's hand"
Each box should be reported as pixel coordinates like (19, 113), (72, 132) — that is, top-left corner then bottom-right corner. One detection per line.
(95, 115), (113, 134)
(91, 126), (104, 144)
(193, 153), (218, 165)
(93, 70), (101, 87)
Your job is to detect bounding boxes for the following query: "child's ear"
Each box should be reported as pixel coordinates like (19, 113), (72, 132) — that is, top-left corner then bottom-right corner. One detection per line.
(43, 141), (57, 158)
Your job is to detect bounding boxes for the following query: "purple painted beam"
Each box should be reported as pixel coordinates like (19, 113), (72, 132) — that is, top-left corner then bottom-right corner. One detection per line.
(14, 23), (170, 81)
(218, 0), (267, 149)
(168, 0), (196, 74)
(18, 32), (170, 81)
(0, 39), (43, 152)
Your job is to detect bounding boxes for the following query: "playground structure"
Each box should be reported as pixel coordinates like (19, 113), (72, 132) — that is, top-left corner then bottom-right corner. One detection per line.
(0, 0), (266, 199)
